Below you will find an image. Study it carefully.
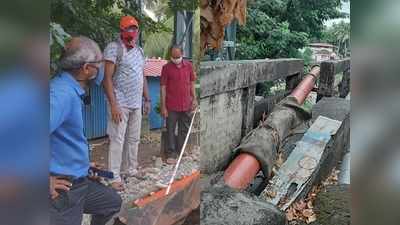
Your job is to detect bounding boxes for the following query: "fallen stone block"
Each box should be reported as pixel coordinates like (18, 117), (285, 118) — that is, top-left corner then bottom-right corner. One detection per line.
(261, 116), (342, 210)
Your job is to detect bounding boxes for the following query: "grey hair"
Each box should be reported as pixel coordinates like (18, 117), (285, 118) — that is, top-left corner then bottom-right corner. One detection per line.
(59, 36), (102, 70)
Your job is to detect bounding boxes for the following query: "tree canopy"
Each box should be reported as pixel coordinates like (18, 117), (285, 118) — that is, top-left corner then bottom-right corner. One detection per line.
(236, 0), (346, 60)
(50, 0), (199, 73)
(51, 0), (173, 49)
(321, 21), (350, 57)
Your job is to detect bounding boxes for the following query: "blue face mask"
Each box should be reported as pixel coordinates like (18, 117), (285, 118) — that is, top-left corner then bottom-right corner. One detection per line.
(94, 62), (105, 86)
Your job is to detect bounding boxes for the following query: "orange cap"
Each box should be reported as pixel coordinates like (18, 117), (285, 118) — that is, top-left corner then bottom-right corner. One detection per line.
(120, 15), (139, 30)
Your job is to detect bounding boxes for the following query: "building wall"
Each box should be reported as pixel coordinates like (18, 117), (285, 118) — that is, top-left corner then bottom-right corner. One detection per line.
(147, 77), (163, 129)
(83, 84), (107, 139)
(309, 46), (335, 63)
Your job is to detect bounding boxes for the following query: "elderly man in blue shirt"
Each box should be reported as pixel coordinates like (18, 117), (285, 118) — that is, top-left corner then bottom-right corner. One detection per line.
(50, 36), (121, 225)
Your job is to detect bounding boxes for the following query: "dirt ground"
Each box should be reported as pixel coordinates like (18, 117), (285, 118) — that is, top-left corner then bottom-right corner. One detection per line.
(89, 130), (162, 169)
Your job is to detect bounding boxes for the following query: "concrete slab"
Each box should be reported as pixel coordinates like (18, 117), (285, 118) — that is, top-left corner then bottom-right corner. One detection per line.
(261, 116), (342, 210)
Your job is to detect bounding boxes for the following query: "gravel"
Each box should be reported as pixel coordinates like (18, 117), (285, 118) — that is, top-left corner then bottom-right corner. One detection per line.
(119, 145), (200, 202)
(82, 145), (200, 225)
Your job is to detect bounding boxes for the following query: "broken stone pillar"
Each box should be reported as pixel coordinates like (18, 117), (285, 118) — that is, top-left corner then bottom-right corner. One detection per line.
(261, 116), (342, 209)
(261, 97), (350, 209)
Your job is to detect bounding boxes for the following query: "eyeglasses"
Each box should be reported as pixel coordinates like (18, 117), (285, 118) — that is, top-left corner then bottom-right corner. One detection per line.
(87, 64), (99, 73)
(85, 60), (103, 73)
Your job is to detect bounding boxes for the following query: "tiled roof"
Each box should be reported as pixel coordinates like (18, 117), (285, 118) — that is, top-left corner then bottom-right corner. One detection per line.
(144, 59), (168, 77)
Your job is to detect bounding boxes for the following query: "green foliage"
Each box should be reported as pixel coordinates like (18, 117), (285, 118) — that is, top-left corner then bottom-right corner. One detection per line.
(297, 47), (313, 72)
(51, 0), (199, 67)
(169, 0), (199, 12)
(148, 0), (198, 19)
(155, 100), (161, 114)
(50, 22), (71, 74)
(236, 10), (308, 59)
(321, 21), (350, 57)
(143, 16), (174, 58)
(51, 0), (119, 49)
(51, 0), (171, 49)
(117, 0), (172, 35)
(283, 0), (343, 39)
(262, 81), (275, 96)
(237, 0), (345, 60)
(302, 47), (313, 65)
(148, 7), (200, 75)
(192, 8), (201, 74)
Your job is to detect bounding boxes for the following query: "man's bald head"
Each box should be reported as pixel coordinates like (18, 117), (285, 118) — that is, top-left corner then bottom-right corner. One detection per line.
(59, 36), (102, 70)
(170, 45), (183, 59)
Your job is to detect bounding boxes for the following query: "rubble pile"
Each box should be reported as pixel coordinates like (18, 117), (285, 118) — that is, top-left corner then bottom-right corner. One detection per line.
(119, 146), (200, 202)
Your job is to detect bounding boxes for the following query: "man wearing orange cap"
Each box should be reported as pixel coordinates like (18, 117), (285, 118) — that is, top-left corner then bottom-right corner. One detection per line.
(103, 16), (151, 190)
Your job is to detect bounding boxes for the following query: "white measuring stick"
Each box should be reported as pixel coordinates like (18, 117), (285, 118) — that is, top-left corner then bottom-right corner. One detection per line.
(165, 108), (198, 195)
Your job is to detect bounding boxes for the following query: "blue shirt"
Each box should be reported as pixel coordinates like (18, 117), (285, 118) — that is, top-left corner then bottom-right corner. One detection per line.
(50, 72), (89, 178)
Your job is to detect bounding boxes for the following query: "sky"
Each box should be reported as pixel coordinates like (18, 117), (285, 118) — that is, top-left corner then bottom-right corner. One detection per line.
(144, 7), (158, 21)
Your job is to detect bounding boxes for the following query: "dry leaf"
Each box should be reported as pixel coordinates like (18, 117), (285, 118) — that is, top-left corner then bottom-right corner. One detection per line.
(286, 208), (295, 221)
(307, 200), (313, 209)
(276, 152), (284, 168)
(200, 0), (247, 54)
(306, 214), (317, 224)
(302, 209), (314, 218)
(286, 184), (321, 224)
(294, 200), (306, 211)
(266, 190), (277, 198)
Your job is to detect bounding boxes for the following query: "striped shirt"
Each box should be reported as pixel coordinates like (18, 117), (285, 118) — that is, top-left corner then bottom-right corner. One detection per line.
(104, 39), (145, 109)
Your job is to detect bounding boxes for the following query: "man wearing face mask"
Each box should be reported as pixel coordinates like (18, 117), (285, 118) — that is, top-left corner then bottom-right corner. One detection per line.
(160, 45), (197, 163)
(50, 36), (121, 225)
(103, 15), (151, 191)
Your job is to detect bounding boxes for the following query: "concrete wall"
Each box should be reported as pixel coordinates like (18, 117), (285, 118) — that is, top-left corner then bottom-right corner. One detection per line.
(200, 90), (245, 173)
(200, 59), (304, 174)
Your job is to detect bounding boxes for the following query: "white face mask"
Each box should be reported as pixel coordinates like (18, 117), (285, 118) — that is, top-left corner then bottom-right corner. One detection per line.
(171, 57), (183, 65)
